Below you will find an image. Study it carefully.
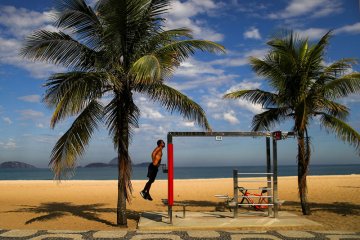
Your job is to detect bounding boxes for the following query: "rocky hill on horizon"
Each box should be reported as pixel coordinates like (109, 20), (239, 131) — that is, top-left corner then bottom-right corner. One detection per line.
(83, 158), (150, 168)
(0, 161), (37, 169)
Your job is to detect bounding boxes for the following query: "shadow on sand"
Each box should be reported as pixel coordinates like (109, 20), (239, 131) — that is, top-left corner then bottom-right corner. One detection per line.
(9, 202), (141, 226)
(282, 201), (360, 216)
(159, 200), (227, 212)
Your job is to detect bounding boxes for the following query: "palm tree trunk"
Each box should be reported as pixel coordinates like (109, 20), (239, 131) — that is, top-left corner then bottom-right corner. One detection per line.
(117, 145), (128, 226)
(116, 96), (131, 226)
(117, 153), (127, 226)
(297, 131), (311, 215)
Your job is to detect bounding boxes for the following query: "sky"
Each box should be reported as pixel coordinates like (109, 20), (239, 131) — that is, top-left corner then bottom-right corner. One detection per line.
(0, 0), (359, 168)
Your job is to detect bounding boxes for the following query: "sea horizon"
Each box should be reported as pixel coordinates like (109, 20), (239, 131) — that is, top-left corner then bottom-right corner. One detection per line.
(0, 164), (359, 180)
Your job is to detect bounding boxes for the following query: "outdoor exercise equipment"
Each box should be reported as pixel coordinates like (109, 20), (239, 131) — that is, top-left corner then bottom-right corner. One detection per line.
(164, 131), (294, 224)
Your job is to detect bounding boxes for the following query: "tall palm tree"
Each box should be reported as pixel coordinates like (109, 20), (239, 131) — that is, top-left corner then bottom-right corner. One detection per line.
(21, 0), (225, 226)
(224, 31), (360, 215)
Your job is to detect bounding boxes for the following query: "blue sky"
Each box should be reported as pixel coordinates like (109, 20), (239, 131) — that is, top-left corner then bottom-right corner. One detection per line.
(0, 0), (359, 168)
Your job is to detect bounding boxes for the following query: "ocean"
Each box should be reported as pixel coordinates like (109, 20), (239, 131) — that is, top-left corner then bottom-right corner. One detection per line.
(0, 164), (359, 180)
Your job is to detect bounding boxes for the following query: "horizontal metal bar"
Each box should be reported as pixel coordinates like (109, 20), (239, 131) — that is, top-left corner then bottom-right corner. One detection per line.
(237, 195), (273, 198)
(237, 173), (273, 175)
(238, 204), (274, 206)
(168, 131), (271, 137)
(239, 188), (272, 191)
(237, 180), (272, 182)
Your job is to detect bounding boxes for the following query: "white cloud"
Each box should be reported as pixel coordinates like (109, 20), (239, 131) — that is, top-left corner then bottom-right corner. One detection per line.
(33, 134), (58, 143)
(179, 121), (195, 127)
(341, 94), (360, 105)
(0, 138), (18, 149)
(2, 117), (12, 124)
(335, 22), (360, 35)
(136, 96), (164, 120)
(164, 0), (224, 41)
(295, 28), (328, 40)
(294, 22), (360, 41)
(175, 58), (224, 77)
(18, 94), (41, 103)
(36, 123), (45, 128)
(17, 109), (44, 120)
(169, 74), (238, 91)
(141, 107), (164, 120)
(225, 81), (262, 94)
(210, 48), (268, 67)
(168, 58), (238, 90)
(234, 99), (263, 114)
(0, 6), (53, 38)
(0, 6), (64, 79)
(224, 81), (264, 114)
(133, 123), (168, 138)
(268, 0), (343, 19)
(243, 27), (261, 40)
(223, 110), (240, 125)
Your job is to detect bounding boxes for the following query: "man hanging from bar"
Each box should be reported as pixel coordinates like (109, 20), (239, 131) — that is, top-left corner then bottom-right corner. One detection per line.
(140, 139), (165, 201)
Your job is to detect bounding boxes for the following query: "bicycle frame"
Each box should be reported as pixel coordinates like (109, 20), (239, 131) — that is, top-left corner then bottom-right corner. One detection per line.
(239, 187), (269, 210)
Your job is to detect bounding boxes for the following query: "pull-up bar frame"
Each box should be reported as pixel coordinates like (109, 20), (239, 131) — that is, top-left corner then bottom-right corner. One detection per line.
(166, 131), (294, 224)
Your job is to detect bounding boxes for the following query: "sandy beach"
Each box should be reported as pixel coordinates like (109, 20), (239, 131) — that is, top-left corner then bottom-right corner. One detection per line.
(0, 175), (359, 231)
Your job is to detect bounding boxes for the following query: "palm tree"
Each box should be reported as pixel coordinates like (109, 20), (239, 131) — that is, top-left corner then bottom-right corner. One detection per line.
(21, 0), (225, 226)
(224, 31), (360, 215)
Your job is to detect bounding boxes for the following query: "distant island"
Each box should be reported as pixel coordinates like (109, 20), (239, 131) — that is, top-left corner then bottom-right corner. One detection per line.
(84, 158), (150, 168)
(84, 163), (109, 168)
(0, 161), (36, 169)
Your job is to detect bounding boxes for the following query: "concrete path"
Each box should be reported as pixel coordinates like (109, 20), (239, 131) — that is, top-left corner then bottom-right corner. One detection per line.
(138, 211), (322, 231)
(1, 229), (360, 240)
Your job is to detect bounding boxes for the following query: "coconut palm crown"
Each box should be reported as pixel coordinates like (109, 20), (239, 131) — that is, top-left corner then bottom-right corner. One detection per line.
(21, 0), (225, 226)
(224, 31), (360, 215)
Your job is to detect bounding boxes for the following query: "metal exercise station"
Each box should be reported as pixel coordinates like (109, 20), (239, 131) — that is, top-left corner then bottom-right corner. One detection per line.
(165, 131), (294, 224)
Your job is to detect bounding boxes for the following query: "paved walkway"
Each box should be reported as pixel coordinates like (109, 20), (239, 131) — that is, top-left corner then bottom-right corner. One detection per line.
(0, 229), (359, 239)
(138, 211), (322, 231)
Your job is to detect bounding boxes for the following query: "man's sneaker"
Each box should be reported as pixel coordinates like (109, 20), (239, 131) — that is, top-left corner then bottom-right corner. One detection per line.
(146, 193), (153, 201)
(140, 191), (147, 200)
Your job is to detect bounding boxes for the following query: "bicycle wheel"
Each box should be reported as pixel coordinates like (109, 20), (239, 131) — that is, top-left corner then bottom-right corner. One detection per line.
(238, 196), (251, 208)
(255, 197), (268, 211)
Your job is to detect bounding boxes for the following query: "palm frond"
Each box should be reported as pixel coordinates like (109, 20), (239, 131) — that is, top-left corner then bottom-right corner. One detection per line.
(98, 0), (170, 61)
(129, 55), (162, 84)
(49, 100), (103, 179)
(104, 96), (140, 148)
(323, 73), (360, 98)
(54, 0), (103, 49)
(323, 58), (357, 77)
(267, 32), (298, 65)
(306, 31), (331, 68)
(223, 89), (278, 108)
(138, 83), (211, 131)
(249, 57), (286, 91)
(252, 107), (292, 131)
(44, 72), (109, 127)
(156, 40), (225, 63)
(317, 99), (349, 120)
(20, 30), (98, 70)
(319, 112), (360, 154)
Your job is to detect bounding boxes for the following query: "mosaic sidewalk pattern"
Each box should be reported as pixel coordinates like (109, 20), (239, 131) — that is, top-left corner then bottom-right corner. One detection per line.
(0, 229), (360, 240)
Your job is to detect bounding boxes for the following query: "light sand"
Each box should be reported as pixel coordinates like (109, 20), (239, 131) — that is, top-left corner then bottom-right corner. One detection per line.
(0, 175), (359, 231)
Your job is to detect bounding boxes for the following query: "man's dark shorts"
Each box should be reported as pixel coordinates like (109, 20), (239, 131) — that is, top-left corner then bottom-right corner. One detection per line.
(147, 163), (158, 182)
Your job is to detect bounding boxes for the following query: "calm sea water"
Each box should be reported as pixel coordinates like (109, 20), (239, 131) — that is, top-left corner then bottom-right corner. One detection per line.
(0, 164), (359, 180)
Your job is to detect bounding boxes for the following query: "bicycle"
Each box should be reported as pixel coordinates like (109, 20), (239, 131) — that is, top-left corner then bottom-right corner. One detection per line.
(237, 187), (270, 210)
(215, 186), (270, 211)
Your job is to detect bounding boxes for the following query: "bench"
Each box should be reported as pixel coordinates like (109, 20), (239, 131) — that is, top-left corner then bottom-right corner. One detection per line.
(161, 199), (190, 218)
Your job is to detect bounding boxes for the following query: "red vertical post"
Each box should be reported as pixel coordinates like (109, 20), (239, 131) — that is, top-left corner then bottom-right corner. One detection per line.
(168, 143), (174, 206)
